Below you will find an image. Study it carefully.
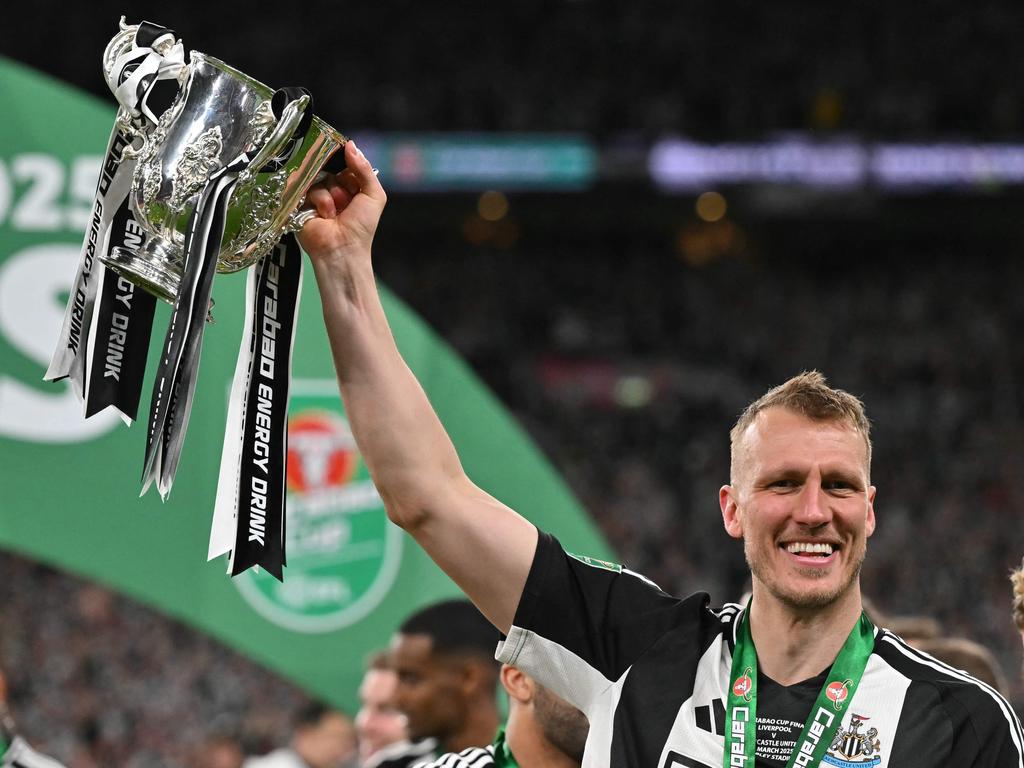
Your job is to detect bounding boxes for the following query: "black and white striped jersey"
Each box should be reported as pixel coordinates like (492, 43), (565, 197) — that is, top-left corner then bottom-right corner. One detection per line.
(496, 532), (1024, 768)
(366, 738), (438, 768)
(414, 745), (496, 768)
(2, 737), (66, 768)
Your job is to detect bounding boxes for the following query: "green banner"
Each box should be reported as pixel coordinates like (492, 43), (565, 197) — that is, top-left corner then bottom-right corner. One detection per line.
(0, 58), (612, 711)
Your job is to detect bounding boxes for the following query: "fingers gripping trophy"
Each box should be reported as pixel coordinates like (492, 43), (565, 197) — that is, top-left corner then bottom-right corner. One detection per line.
(45, 18), (348, 579)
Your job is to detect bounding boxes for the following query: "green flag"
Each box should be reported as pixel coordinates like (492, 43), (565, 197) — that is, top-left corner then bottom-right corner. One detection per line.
(0, 57), (612, 711)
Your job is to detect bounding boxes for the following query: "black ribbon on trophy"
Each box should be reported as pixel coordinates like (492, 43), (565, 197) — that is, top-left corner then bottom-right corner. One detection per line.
(47, 19), (348, 581)
(213, 230), (304, 578)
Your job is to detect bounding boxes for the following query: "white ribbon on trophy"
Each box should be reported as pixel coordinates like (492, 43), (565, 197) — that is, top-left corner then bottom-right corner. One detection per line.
(45, 20), (186, 422)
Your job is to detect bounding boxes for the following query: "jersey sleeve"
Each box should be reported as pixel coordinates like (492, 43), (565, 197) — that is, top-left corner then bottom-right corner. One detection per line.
(495, 530), (712, 713)
(877, 632), (1024, 767)
(943, 679), (1024, 767)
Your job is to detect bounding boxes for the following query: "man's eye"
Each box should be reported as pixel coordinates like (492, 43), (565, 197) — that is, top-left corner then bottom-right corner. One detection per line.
(770, 479), (797, 488)
(824, 481), (854, 492)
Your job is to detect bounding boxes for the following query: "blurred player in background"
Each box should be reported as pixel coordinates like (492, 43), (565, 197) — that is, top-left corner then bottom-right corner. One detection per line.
(243, 702), (356, 768)
(1013, 561), (1024, 659)
(910, 637), (1008, 694)
(355, 652), (432, 768)
(191, 733), (244, 768)
(0, 670), (65, 768)
(388, 600), (501, 760)
(417, 664), (587, 768)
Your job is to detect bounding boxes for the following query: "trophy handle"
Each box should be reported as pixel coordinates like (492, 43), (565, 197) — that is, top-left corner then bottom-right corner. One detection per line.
(238, 94), (311, 185)
(284, 170), (329, 232)
(115, 110), (149, 159)
(103, 20), (148, 158)
(283, 165), (380, 233)
(102, 17), (188, 160)
(101, 17), (138, 84)
(286, 207), (320, 232)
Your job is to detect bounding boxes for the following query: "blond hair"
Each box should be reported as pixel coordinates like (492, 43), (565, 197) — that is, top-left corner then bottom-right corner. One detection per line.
(730, 371), (872, 481)
(1012, 562), (1024, 631)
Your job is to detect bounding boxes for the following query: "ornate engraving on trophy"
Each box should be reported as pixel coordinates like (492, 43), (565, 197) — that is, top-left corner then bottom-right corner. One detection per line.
(135, 110), (176, 212)
(140, 158), (164, 213)
(250, 100), (276, 149)
(223, 169), (288, 269)
(169, 126), (224, 211)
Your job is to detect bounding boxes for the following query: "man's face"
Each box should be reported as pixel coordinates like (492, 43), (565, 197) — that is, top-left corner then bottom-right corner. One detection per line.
(355, 668), (408, 760)
(389, 633), (468, 742)
(294, 712), (356, 768)
(721, 407), (876, 611)
(195, 739), (243, 768)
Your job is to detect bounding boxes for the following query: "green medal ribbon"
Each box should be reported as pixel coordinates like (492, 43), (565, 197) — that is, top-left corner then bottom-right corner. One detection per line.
(0, 719), (11, 759)
(723, 608), (875, 768)
(492, 727), (520, 768)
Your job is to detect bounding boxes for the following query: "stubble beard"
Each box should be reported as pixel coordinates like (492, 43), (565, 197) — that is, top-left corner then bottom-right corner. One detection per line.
(535, 685), (589, 762)
(745, 536), (867, 611)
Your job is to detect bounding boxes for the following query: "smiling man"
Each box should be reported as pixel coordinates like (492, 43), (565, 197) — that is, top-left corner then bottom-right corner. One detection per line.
(299, 142), (1024, 768)
(719, 384), (877, 692)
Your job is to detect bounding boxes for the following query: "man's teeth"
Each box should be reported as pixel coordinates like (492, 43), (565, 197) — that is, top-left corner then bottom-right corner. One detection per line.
(785, 542), (834, 556)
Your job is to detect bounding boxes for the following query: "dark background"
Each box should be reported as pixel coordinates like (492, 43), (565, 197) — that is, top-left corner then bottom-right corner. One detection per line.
(3, 2), (1024, 764)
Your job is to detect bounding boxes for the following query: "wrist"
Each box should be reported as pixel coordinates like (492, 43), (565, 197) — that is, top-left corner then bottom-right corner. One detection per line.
(310, 244), (372, 277)
(310, 247), (378, 310)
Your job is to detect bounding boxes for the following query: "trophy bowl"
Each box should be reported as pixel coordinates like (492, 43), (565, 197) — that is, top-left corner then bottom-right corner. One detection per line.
(100, 38), (345, 304)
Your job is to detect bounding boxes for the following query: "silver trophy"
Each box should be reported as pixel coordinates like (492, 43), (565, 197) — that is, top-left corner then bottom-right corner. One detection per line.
(99, 21), (344, 303)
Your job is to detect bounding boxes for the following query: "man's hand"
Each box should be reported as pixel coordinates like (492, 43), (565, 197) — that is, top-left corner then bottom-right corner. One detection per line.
(297, 139), (386, 263)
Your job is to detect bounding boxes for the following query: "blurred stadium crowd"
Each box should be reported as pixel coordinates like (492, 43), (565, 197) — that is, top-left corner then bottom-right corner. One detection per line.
(5, 2), (1024, 140)
(0, 561), (310, 766)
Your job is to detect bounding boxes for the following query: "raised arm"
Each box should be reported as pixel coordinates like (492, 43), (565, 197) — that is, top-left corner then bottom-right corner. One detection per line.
(297, 140), (538, 632)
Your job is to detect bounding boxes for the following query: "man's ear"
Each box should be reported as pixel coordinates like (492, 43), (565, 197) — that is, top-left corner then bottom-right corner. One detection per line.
(865, 485), (877, 538)
(720, 485), (744, 540)
(499, 664), (533, 704)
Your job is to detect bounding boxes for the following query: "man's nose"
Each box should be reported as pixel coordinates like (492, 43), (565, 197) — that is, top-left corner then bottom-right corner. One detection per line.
(793, 483), (831, 525)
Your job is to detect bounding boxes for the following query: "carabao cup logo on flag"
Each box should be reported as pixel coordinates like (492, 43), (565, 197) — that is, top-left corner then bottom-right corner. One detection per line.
(234, 382), (402, 632)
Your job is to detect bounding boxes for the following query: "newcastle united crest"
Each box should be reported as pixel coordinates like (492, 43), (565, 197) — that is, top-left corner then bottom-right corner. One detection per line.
(823, 714), (882, 767)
